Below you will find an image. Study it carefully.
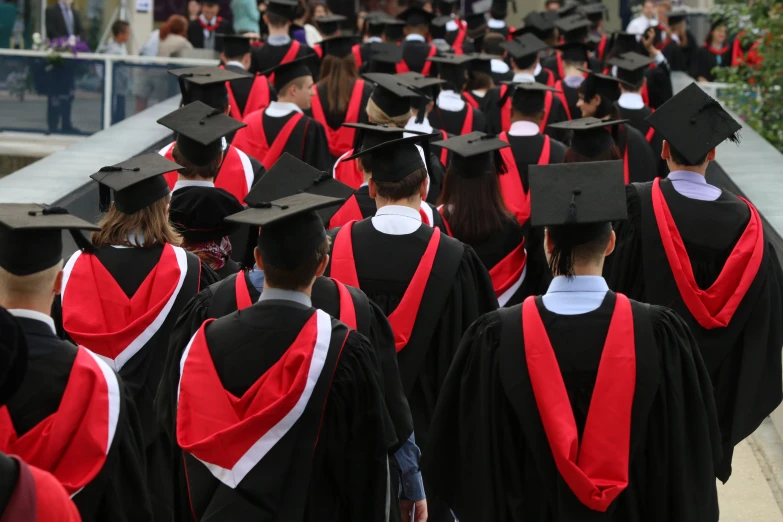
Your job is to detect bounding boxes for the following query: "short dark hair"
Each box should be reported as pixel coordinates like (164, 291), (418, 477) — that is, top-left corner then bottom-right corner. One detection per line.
(172, 145), (222, 180)
(263, 236), (331, 290)
(512, 54), (538, 71)
(112, 20), (130, 37)
(358, 155), (373, 174)
(266, 11), (290, 28)
(373, 167), (428, 201)
(483, 32), (506, 55)
(668, 143), (708, 167)
(547, 225), (612, 278)
(278, 75), (310, 96)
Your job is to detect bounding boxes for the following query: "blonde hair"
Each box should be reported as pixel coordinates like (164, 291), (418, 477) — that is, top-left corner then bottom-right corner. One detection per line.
(91, 196), (182, 248)
(366, 97), (411, 127)
(0, 261), (63, 303)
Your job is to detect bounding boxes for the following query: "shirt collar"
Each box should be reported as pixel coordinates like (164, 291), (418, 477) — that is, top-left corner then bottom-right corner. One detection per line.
(667, 170), (708, 184)
(436, 89), (466, 111)
(405, 115), (433, 135)
(405, 34), (426, 42)
(509, 120), (540, 136)
(172, 179), (215, 192)
(267, 34), (292, 46)
(534, 62), (542, 76)
(487, 18), (506, 29)
(546, 275), (609, 294)
(618, 92), (645, 110)
(512, 72), (536, 83)
(7, 309), (56, 335)
(199, 14), (216, 25)
(225, 61), (246, 70)
(563, 75), (584, 88)
(266, 100), (303, 116)
(491, 59), (509, 74)
(372, 205), (423, 236)
(258, 287), (312, 307)
(367, 36), (383, 43)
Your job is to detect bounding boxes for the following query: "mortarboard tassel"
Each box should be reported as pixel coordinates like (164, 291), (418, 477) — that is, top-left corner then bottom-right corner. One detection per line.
(566, 188), (581, 224)
(98, 185), (111, 213)
(36, 206), (96, 254)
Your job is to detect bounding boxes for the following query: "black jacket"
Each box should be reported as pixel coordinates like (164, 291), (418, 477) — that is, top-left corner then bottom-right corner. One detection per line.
(45, 3), (86, 41)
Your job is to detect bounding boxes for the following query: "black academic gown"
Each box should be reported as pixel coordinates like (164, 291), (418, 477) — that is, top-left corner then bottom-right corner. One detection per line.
(616, 123), (658, 184)
(482, 86), (570, 143)
(325, 218), (498, 522)
(224, 63), (277, 118)
(306, 81), (373, 161)
(3, 317), (152, 522)
(607, 180), (783, 481)
(558, 81), (580, 120)
(250, 40), (321, 80)
(691, 44), (732, 82)
(187, 19), (233, 51)
(52, 245), (216, 522)
(158, 299), (397, 522)
(644, 61), (673, 110)
(401, 40), (441, 75)
(422, 292), (722, 521)
(428, 103), (487, 136)
(661, 32), (697, 73)
(618, 105), (667, 178)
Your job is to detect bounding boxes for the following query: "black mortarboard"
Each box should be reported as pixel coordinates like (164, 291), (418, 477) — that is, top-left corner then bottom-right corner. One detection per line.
(549, 117), (627, 157)
(431, 15), (452, 37)
(556, 41), (590, 63)
(266, 0), (299, 21)
(260, 56), (313, 91)
(506, 81), (561, 114)
(0, 204), (99, 276)
(367, 42), (403, 73)
(218, 34), (252, 57)
(383, 19), (406, 40)
(557, 1), (579, 18)
(0, 307), (27, 406)
(464, 11), (488, 30)
(315, 13), (347, 36)
(364, 11), (392, 35)
(521, 11), (555, 39)
(432, 131), (509, 175)
(397, 71), (446, 98)
(490, 0), (508, 20)
(321, 35), (360, 58)
(168, 66), (249, 108)
(346, 122), (427, 154)
(227, 193), (340, 268)
(608, 51), (654, 87)
(577, 3), (606, 22)
(554, 14), (591, 41)
(466, 53), (493, 75)
(169, 187), (244, 242)
(365, 72), (428, 117)
(157, 101), (246, 166)
(398, 5), (435, 27)
(501, 33), (550, 61)
(646, 83), (741, 165)
(579, 69), (621, 101)
(610, 31), (639, 55)
(343, 133), (437, 182)
(91, 153), (182, 214)
(427, 53), (474, 90)
(668, 8), (687, 26)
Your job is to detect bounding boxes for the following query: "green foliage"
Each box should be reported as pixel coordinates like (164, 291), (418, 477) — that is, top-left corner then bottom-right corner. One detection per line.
(712, 1), (783, 152)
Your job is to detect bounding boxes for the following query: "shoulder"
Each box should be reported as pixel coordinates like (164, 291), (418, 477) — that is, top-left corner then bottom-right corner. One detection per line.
(550, 137), (567, 154)
(28, 464), (82, 522)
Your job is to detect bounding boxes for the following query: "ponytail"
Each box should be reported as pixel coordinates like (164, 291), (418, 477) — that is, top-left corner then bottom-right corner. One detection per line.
(319, 54), (359, 116)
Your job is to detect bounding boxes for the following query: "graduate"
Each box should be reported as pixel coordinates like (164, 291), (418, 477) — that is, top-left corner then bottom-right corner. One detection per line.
(187, 0), (233, 51)
(396, 6), (441, 75)
(169, 186), (245, 279)
(575, 71), (658, 183)
(218, 34), (275, 120)
(459, 54), (494, 110)
(481, 33), (513, 85)
(542, 14), (594, 81)
(426, 54), (488, 134)
(0, 308), (82, 522)
(421, 159), (722, 522)
(606, 29), (673, 110)
(353, 12), (391, 71)
(607, 83), (783, 482)
(552, 41), (589, 120)
(325, 132), (498, 522)
(232, 57), (332, 171)
(518, 11), (559, 86)
(163, 67), (266, 201)
(157, 191), (400, 522)
(429, 15), (454, 53)
(691, 19), (733, 82)
(496, 82), (567, 226)
(400, 71), (455, 160)
(383, 19), (406, 44)
(608, 51), (668, 177)
(0, 205), (153, 522)
(249, 0), (320, 78)
(488, 0), (514, 40)
(308, 35), (374, 160)
(442, 0), (467, 49)
(435, 132), (548, 306)
(579, 3), (609, 61)
(660, 9), (697, 73)
(314, 14), (346, 43)
(551, 117), (625, 163)
(454, 11), (490, 55)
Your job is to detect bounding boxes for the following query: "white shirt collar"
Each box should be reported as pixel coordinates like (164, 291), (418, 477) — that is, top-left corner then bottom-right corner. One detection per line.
(446, 19), (459, 31)
(534, 62), (542, 76)
(541, 276), (609, 315)
(258, 287), (312, 307)
(405, 115), (433, 135)
(405, 34), (426, 42)
(7, 309), (56, 335)
(267, 34), (292, 46)
(487, 18), (506, 29)
(509, 120), (540, 136)
(563, 75), (584, 88)
(618, 92), (645, 110)
(172, 179), (215, 192)
(671, 33), (680, 44)
(436, 89), (466, 112)
(668, 170), (707, 184)
(371, 205), (422, 236)
(512, 72), (536, 83)
(367, 36), (383, 43)
(491, 58), (510, 74)
(199, 14), (216, 25)
(225, 60), (246, 70)
(265, 100), (303, 117)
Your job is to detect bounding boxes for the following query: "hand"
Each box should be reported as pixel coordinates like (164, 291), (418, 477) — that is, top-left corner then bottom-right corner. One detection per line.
(642, 27), (655, 52)
(400, 499), (428, 522)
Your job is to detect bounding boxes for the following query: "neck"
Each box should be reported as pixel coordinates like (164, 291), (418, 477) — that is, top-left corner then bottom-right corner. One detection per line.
(262, 282), (314, 298)
(711, 40), (724, 48)
(670, 164), (708, 176)
(276, 95), (297, 106)
(564, 65), (583, 77)
(268, 25), (289, 37)
(0, 297), (53, 317)
(514, 67), (536, 76)
(375, 196), (421, 212)
(511, 114), (541, 126)
(620, 87), (641, 95)
(177, 174), (214, 182)
(568, 262), (605, 277)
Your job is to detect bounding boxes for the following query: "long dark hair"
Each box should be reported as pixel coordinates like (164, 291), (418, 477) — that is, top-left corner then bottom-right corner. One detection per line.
(319, 54), (359, 115)
(439, 166), (513, 244)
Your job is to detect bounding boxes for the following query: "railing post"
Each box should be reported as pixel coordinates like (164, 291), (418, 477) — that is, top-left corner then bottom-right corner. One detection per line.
(103, 57), (113, 130)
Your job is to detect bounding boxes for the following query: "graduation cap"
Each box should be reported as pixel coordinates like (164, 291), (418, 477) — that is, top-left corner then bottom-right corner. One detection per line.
(610, 31), (639, 55)
(259, 56), (314, 91)
(577, 3), (607, 23)
(365, 72), (429, 117)
(501, 33), (550, 62)
(346, 122), (429, 156)
(383, 19), (406, 41)
(91, 153), (182, 214)
(168, 66), (249, 108)
(366, 42), (403, 73)
(343, 132), (437, 182)
(266, 0), (299, 21)
(556, 41), (590, 63)
(579, 69), (621, 101)
(432, 131), (509, 175)
(364, 11), (393, 35)
(398, 5), (435, 27)
(528, 160), (626, 261)
(466, 53), (494, 75)
(548, 117), (627, 158)
(517, 11), (556, 39)
(157, 101), (247, 166)
(464, 11), (488, 31)
(554, 14), (591, 41)
(646, 83), (741, 165)
(397, 71), (446, 97)
(169, 187), (244, 242)
(0, 204), (99, 277)
(315, 13), (347, 36)
(218, 34), (253, 57)
(227, 192), (341, 268)
(668, 8), (687, 26)
(506, 81), (561, 114)
(0, 306), (27, 406)
(430, 15), (452, 38)
(556, 1), (579, 18)
(321, 35), (361, 58)
(608, 51), (654, 87)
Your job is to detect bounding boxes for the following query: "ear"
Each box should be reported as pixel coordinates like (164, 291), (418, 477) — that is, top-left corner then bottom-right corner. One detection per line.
(54, 269), (64, 296)
(661, 139), (671, 160)
(263, 13), (269, 24)
(253, 246), (264, 270)
(368, 178), (377, 199)
(543, 228), (554, 263)
(605, 230), (616, 257)
(220, 52), (228, 64)
(420, 176), (428, 200)
(706, 147), (716, 162)
(315, 253), (329, 278)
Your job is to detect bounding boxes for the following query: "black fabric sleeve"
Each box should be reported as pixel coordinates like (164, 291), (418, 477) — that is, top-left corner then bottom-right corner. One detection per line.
(199, 261), (220, 291)
(544, 97), (570, 143)
(304, 120), (332, 171)
(426, 152), (445, 205)
(248, 155), (267, 187)
(604, 184), (646, 301)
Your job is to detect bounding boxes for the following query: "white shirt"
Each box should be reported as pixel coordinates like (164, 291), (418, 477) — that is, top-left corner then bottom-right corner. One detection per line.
(8, 309), (57, 335)
(491, 58), (510, 74)
(534, 62), (542, 76)
(487, 18), (506, 29)
(172, 179), (214, 192)
(405, 115), (434, 136)
(225, 60), (246, 70)
(541, 276), (609, 315)
(265, 100), (303, 117)
(267, 34), (292, 46)
(372, 205), (422, 236)
(405, 34), (426, 43)
(618, 92), (645, 110)
(258, 287), (312, 307)
(512, 72), (536, 83)
(446, 19), (459, 32)
(200, 15), (218, 43)
(367, 36), (383, 43)
(509, 120), (540, 137)
(626, 15), (657, 36)
(668, 170), (722, 202)
(436, 89), (466, 112)
(670, 33), (681, 45)
(563, 75), (585, 89)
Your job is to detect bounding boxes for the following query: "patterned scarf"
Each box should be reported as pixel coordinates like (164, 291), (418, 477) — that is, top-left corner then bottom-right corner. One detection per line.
(184, 236), (232, 271)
